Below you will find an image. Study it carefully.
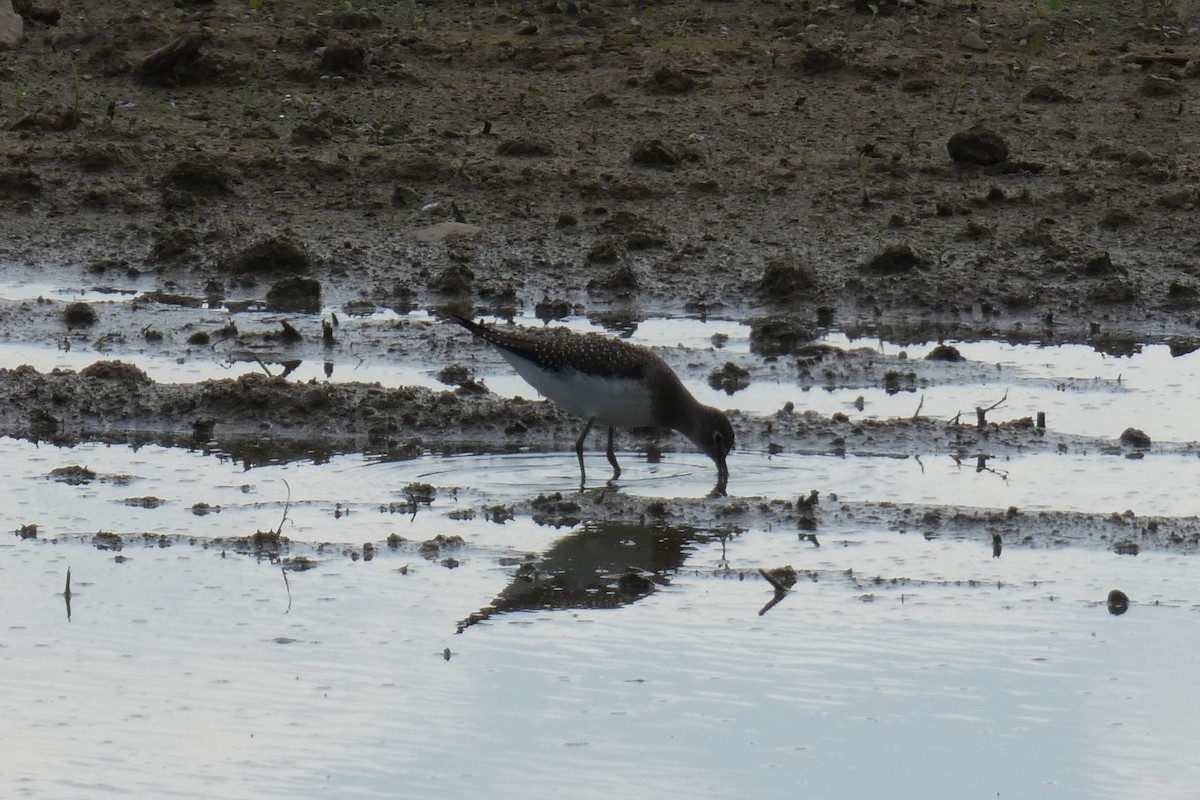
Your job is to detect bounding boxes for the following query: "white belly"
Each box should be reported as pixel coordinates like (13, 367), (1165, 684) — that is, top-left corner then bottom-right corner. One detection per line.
(501, 352), (657, 428)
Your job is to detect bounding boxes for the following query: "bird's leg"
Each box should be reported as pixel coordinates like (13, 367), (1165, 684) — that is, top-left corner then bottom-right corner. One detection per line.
(575, 418), (595, 489)
(605, 426), (621, 481)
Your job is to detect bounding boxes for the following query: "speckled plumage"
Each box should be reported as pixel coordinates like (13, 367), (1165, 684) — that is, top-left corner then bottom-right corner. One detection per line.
(452, 318), (659, 380)
(450, 315), (734, 491)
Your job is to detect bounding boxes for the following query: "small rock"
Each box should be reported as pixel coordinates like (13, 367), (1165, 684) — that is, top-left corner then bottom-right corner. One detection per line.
(414, 221), (481, 243)
(756, 262), (816, 299)
(391, 185), (421, 208)
(266, 276), (322, 313)
(1140, 75), (1183, 97)
(586, 263), (639, 294)
(319, 40), (366, 73)
(1015, 19), (1049, 42)
(799, 47), (842, 72)
(925, 344), (964, 362)
(1125, 147), (1155, 167)
(0, 0), (23, 49)
(947, 128), (1009, 166)
(630, 139), (689, 169)
(585, 240), (620, 264)
(428, 263), (474, 294)
(63, 301), (97, 328)
(961, 30), (989, 52)
(162, 159), (231, 195)
(1082, 252), (1126, 276)
(496, 138), (553, 157)
(646, 65), (698, 94)
(9, 106), (80, 132)
(1098, 208), (1136, 229)
(1119, 427), (1151, 448)
(1107, 589), (1130, 615)
(80, 361), (151, 384)
(1167, 338), (1200, 357)
(707, 362), (751, 395)
(582, 92), (613, 109)
(1024, 84), (1075, 103)
(860, 243), (928, 275)
(225, 235), (311, 274)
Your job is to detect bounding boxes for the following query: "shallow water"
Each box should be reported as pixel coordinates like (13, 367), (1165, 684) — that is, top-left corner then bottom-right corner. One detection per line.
(5, 502), (1198, 799)
(8, 306), (1200, 445)
(5, 297), (1200, 797)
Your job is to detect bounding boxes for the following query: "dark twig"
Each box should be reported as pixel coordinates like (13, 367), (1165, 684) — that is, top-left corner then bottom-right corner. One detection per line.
(64, 567), (73, 622)
(281, 567), (292, 614)
(975, 389), (1009, 428)
(276, 479), (292, 535)
(250, 353), (274, 377)
(757, 568), (792, 616)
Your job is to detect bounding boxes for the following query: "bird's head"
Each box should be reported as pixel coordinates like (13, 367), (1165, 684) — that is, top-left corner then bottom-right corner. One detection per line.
(688, 405), (734, 489)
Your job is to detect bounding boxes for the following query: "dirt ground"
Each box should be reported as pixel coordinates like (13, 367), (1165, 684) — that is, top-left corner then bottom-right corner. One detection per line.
(2, 0), (1199, 548)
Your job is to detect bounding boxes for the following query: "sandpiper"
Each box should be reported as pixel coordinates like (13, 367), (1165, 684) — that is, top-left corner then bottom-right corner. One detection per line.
(450, 315), (734, 492)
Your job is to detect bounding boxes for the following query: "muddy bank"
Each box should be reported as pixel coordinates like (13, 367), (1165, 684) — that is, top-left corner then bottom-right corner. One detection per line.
(2, 1), (1200, 339)
(0, 357), (1169, 466)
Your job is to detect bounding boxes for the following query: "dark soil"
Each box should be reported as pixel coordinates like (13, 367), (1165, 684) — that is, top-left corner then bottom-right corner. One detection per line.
(3, 0), (1200, 546)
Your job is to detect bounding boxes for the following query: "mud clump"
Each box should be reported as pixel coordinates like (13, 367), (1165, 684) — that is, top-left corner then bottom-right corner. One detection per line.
(708, 362), (751, 395)
(419, 533), (464, 558)
(496, 138), (553, 157)
(645, 65), (700, 94)
(428, 263), (475, 295)
(225, 235), (311, 275)
(265, 276), (322, 312)
(749, 317), (814, 358)
(860, 244), (928, 275)
(530, 493), (582, 528)
(49, 465), (97, 485)
(630, 139), (694, 168)
(63, 302), (97, 328)
(162, 159), (232, 197)
(319, 40), (366, 74)
(134, 30), (209, 84)
(80, 360), (151, 385)
(1107, 589), (1130, 615)
(92, 531), (124, 551)
(925, 344), (964, 362)
(756, 262), (816, 301)
(586, 263), (639, 295)
(1118, 427), (1151, 448)
(947, 128), (1009, 166)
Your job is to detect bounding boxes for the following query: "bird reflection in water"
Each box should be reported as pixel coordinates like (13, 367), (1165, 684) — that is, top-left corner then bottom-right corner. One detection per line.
(457, 521), (701, 632)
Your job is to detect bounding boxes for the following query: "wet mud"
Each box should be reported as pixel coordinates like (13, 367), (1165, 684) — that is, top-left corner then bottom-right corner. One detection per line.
(4, 1), (1200, 556)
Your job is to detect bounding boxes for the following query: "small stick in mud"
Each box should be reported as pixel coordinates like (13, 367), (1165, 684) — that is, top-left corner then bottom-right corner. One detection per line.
(912, 393), (924, 420)
(249, 353), (274, 377)
(281, 567), (292, 614)
(63, 567), (73, 622)
(975, 389), (1009, 429)
(757, 568), (795, 616)
(275, 479), (292, 535)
